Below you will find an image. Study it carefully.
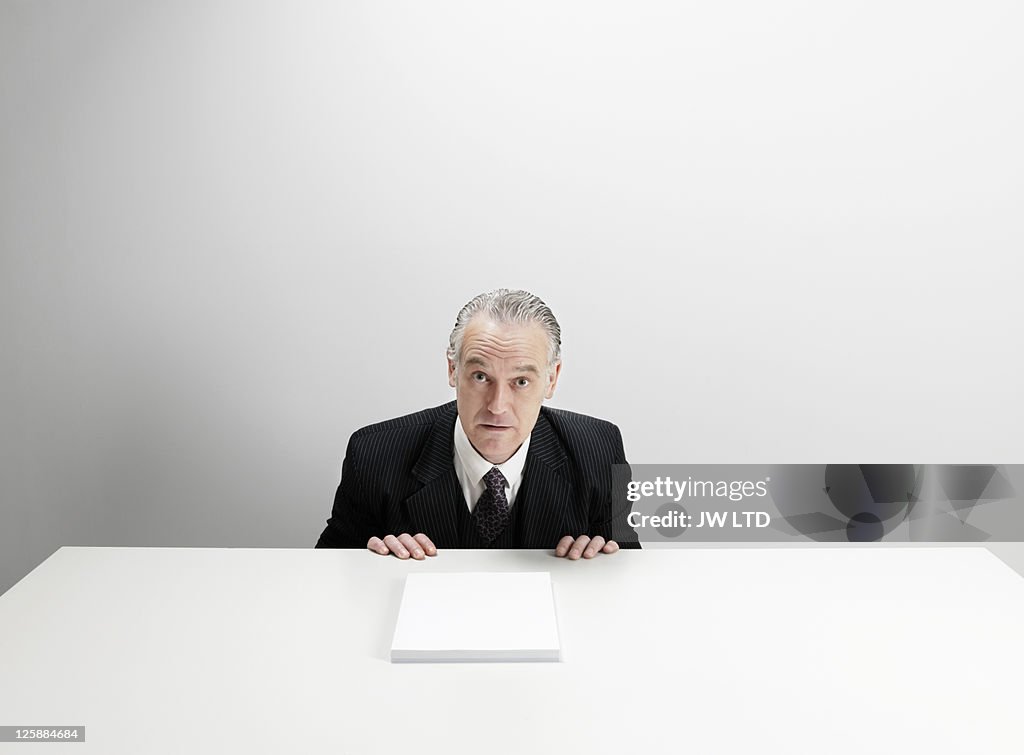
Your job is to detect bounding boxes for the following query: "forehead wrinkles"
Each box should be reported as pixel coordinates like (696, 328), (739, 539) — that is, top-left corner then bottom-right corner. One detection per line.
(462, 330), (546, 365)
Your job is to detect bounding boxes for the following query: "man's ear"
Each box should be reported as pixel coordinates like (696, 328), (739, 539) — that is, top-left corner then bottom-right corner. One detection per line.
(447, 355), (457, 388)
(544, 361), (562, 399)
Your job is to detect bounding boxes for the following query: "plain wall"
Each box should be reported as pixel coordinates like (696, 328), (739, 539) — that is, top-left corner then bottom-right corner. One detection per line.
(2, 0), (1022, 595)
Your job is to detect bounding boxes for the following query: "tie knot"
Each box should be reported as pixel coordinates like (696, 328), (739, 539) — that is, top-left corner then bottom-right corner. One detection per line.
(484, 466), (507, 493)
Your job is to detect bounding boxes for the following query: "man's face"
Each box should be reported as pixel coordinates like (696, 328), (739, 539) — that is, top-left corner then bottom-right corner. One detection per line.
(448, 316), (561, 465)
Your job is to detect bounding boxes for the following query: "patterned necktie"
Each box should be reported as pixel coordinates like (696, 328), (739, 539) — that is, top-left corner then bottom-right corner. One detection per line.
(473, 467), (510, 544)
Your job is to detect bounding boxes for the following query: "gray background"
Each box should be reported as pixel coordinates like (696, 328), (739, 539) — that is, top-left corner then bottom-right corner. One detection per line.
(2, 0), (1022, 596)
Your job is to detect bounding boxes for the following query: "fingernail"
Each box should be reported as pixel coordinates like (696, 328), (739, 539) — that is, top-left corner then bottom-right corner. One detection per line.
(414, 550), (423, 559)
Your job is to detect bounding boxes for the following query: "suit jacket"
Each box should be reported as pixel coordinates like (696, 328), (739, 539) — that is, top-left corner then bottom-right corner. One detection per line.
(315, 401), (640, 549)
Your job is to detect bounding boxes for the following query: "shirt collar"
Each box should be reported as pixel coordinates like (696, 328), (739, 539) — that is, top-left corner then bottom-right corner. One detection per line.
(453, 415), (531, 487)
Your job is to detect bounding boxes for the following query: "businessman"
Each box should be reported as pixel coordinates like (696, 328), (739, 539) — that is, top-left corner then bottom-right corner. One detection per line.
(315, 289), (639, 559)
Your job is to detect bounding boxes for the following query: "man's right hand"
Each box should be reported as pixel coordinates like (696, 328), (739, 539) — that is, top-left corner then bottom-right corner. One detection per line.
(367, 533), (437, 560)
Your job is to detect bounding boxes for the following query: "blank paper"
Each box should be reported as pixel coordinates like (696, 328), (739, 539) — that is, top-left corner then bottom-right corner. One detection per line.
(390, 572), (561, 663)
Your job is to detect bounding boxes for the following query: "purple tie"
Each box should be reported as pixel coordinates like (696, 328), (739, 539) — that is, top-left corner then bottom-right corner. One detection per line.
(473, 467), (510, 544)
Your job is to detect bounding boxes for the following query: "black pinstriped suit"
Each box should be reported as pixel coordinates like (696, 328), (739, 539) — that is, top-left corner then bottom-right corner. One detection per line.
(315, 401), (640, 549)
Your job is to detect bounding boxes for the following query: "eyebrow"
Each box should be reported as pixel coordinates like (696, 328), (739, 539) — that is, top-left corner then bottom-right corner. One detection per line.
(465, 357), (540, 375)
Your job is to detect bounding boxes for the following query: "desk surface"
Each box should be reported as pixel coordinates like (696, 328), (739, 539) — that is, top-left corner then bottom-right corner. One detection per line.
(1, 546), (1023, 754)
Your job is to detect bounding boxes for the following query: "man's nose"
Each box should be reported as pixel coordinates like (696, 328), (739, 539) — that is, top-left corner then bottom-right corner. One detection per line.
(487, 381), (511, 415)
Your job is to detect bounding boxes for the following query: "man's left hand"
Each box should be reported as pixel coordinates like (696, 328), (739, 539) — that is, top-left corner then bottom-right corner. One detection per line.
(555, 535), (618, 560)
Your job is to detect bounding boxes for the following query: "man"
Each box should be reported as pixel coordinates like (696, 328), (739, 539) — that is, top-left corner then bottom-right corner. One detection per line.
(315, 289), (639, 559)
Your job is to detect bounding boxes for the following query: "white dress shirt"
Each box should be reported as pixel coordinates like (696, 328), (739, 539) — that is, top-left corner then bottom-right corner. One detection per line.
(453, 418), (530, 513)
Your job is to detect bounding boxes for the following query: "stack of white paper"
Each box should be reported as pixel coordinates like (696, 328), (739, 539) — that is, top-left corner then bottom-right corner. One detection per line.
(390, 571), (561, 663)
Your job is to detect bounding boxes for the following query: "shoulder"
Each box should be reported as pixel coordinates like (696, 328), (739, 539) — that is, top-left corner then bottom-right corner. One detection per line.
(351, 401), (456, 440)
(344, 401), (456, 463)
(539, 405), (623, 452)
(344, 403), (456, 473)
(540, 405), (620, 435)
(537, 406), (627, 478)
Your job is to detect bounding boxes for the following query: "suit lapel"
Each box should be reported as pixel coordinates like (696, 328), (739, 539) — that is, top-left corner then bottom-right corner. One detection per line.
(406, 403), (462, 547)
(518, 411), (575, 547)
(403, 405), (578, 548)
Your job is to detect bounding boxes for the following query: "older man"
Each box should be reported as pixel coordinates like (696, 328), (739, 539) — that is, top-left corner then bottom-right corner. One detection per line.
(315, 289), (638, 558)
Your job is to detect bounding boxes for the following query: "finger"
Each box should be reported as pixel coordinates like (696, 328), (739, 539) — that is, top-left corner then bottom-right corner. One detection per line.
(398, 533), (425, 560)
(555, 536), (575, 557)
(383, 534), (410, 559)
(602, 540), (620, 554)
(413, 533), (437, 556)
(569, 535), (591, 560)
(367, 536), (389, 556)
(582, 536), (605, 558)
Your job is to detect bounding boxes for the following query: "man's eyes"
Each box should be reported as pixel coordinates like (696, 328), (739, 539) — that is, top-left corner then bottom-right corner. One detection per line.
(470, 372), (530, 388)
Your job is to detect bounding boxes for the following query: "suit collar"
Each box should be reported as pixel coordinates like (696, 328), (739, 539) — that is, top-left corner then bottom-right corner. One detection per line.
(407, 403), (574, 548)
(411, 402), (459, 483)
(403, 403), (460, 546)
(527, 407), (569, 475)
(411, 402), (568, 482)
(453, 413), (531, 490)
(518, 408), (574, 545)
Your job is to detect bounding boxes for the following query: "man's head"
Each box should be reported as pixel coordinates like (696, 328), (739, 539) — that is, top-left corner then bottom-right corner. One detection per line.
(447, 289), (562, 464)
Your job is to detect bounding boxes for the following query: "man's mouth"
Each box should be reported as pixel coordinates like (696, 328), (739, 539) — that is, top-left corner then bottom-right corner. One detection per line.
(480, 424), (513, 431)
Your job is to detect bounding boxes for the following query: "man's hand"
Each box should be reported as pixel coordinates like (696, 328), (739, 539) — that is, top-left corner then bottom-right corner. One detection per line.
(555, 535), (619, 560)
(367, 533), (437, 560)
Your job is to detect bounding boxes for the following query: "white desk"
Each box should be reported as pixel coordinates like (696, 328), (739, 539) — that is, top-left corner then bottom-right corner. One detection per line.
(1, 546), (1022, 753)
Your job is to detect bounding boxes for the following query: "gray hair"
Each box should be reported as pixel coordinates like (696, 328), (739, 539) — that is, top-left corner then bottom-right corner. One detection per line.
(447, 289), (562, 369)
